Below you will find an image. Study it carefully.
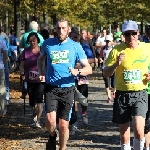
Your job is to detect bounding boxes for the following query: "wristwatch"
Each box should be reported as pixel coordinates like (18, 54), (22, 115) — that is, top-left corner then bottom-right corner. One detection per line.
(78, 69), (81, 75)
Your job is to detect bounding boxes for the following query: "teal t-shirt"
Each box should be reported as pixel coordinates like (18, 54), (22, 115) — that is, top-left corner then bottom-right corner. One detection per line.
(19, 30), (44, 48)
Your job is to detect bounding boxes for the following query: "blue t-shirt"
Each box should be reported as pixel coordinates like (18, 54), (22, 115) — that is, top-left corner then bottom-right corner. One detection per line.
(41, 38), (87, 87)
(81, 43), (94, 58)
(143, 35), (149, 43)
(0, 36), (9, 55)
(9, 35), (18, 51)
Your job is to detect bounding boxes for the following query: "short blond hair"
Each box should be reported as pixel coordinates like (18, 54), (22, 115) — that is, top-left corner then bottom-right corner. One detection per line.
(29, 21), (38, 31)
(56, 18), (70, 27)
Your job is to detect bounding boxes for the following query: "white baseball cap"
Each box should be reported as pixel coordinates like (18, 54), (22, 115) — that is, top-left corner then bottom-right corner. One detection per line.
(122, 20), (138, 32)
(105, 35), (113, 41)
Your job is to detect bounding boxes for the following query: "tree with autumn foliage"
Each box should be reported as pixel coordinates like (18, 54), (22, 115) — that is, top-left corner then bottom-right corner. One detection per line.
(0, 0), (150, 32)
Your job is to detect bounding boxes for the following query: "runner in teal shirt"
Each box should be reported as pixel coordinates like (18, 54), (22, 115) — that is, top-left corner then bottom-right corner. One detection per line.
(19, 21), (44, 48)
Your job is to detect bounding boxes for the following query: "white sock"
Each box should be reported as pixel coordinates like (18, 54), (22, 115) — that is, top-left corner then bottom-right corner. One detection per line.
(133, 137), (145, 150)
(121, 141), (131, 150)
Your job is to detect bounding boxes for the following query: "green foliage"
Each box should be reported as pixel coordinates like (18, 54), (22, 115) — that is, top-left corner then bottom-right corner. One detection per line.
(1, 0), (150, 31)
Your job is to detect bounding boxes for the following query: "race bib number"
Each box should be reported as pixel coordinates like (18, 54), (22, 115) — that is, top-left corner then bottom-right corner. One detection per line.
(123, 69), (142, 84)
(29, 71), (39, 80)
(51, 50), (69, 64)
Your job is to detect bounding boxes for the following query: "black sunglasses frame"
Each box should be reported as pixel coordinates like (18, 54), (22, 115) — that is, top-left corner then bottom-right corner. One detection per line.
(124, 32), (138, 37)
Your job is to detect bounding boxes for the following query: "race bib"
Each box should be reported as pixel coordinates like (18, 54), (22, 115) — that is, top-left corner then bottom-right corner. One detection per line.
(77, 76), (89, 85)
(123, 69), (142, 84)
(29, 71), (39, 80)
(51, 50), (69, 64)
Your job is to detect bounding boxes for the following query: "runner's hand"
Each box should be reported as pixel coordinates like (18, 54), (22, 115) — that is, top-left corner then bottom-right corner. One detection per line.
(116, 52), (125, 66)
(38, 75), (45, 82)
(100, 58), (103, 63)
(20, 74), (25, 80)
(69, 68), (79, 76)
(144, 73), (150, 81)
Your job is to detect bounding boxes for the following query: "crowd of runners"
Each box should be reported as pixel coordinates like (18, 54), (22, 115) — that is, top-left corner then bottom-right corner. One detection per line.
(0, 18), (150, 150)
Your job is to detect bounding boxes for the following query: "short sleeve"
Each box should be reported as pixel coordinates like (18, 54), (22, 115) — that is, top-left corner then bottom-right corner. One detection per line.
(105, 48), (117, 67)
(75, 43), (87, 63)
(95, 37), (100, 44)
(15, 37), (18, 43)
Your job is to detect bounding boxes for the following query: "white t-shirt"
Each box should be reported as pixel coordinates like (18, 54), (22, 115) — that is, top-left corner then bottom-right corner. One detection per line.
(95, 36), (106, 46)
(0, 40), (7, 69)
(102, 46), (113, 69)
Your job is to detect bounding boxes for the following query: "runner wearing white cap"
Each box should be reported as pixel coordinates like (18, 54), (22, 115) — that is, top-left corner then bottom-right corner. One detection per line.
(100, 35), (116, 103)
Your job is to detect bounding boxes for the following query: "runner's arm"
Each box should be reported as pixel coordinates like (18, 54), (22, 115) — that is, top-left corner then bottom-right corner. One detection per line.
(70, 59), (92, 76)
(20, 60), (25, 75)
(103, 63), (117, 77)
(37, 52), (46, 75)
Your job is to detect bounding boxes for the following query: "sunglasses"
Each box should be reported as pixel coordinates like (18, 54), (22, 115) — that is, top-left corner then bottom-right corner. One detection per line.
(124, 32), (137, 37)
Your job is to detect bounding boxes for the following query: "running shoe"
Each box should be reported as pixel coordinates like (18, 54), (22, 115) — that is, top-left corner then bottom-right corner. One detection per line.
(6, 92), (9, 101)
(33, 115), (37, 123)
(55, 127), (59, 142)
(35, 121), (41, 128)
(70, 122), (78, 135)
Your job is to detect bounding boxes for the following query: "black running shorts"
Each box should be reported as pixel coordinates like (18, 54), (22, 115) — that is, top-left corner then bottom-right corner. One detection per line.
(27, 82), (45, 107)
(44, 84), (75, 121)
